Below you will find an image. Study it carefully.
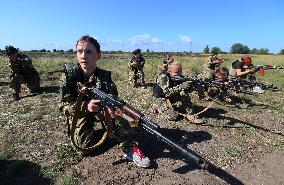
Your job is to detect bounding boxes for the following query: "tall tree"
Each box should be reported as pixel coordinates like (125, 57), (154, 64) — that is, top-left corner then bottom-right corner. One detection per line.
(211, 47), (222, 54)
(203, 45), (210, 54)
(259, 48), (269, 55)
(230, 43), (250, 54)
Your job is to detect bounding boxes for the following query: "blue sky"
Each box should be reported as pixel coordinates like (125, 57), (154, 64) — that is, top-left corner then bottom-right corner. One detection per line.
(0, 0), (283, 53)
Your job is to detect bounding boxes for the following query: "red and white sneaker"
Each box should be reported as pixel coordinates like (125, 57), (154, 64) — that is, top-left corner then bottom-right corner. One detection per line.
(124, 144), (151, 168)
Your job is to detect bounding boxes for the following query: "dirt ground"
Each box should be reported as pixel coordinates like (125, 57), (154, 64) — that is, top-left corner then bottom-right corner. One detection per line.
(0, 56), (283, 185)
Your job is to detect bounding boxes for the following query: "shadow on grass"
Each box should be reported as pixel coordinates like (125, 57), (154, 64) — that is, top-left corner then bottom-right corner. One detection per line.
(0, 160), (51, 185)
(197, 106), (283, 136)
(40, 85), (60, 94)
(137, 127), (243, 185)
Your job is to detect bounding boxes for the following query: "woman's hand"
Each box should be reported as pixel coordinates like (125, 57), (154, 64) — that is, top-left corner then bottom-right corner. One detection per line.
(87, 99), (101, 112)
(87, 99), (117, 119)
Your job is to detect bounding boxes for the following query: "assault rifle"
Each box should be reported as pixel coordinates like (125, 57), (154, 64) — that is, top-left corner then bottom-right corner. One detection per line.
(228, 77), (279, 92)
(247, 64), (284, 76)
(91, 87), (209, 169)
(253, 64), (284, 70)
(170, 76), (255, 98)
(205, 79), (256, 95)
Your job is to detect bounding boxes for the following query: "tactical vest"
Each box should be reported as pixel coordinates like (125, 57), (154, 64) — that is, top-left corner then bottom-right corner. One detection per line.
(63, 62), (112, 100)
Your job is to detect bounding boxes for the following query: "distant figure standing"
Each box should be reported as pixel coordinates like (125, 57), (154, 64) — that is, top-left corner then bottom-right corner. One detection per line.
(199, 52), (224, 79)
(128, 49), (146, 88)
(5, 45), (40, 101)
(162, 54), (174, 72)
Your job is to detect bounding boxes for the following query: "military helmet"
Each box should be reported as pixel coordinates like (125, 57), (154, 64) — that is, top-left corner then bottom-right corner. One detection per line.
(5, 45), (18, 56)
(132, 48), (141, 55)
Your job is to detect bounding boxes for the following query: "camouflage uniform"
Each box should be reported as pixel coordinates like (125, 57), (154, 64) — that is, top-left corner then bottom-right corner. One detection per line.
(199, 55), (221, 79)
(206, 80), (232, 104)
(128, 56), (145, 87)
(59, 63), (135, 155)
(8, 53), (40, 98)
(152, 72), (193, 121)
(231, 59), (256, 81)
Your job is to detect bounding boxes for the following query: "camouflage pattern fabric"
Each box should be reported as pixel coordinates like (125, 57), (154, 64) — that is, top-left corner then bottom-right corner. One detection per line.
(128, 57), (145, 86)
(206, 86), (232, 103)
(8, 53), (40, 95)
(199, 55), (220, 79)
(152, 72), (193, 121)
(59, 63), (136, 154)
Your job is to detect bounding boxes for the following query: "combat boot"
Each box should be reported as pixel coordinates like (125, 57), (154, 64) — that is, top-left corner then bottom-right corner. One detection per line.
(167, 109), (179, 121)
(12, 93), (20, 101)
(186, 115), (204, 125)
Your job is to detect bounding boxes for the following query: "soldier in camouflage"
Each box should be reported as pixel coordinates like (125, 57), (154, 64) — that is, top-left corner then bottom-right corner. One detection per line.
(59, 35), (150, 168)
(231, 57), (256, 81)
(152, 59), (204, 124)
(128, 49), (146, 88)
(199, 52), (224, 79)
(162, 54), (174, 72)
(206, 67), (233, 104)
(5, 45), (40, 101)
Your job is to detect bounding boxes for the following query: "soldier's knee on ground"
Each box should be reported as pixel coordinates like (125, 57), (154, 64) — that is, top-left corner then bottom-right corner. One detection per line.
(167, 109), (179, 121)
(151, 98), (168, 113)
(186, 115), (204, 125)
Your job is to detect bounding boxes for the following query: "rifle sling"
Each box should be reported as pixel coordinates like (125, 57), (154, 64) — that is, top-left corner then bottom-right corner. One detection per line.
(69, 90), (111, 154)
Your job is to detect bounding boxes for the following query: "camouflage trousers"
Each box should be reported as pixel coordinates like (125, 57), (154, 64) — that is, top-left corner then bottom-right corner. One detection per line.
(151, 95), (193, 120)
(207, 88), (233, 103)
(10, 72), (40, 95)
(128, 69), (145, 86)
(65, 112), (137, 154)
(198, 68), (215, 79)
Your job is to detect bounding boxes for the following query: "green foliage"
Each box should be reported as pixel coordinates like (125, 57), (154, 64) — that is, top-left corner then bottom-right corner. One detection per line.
(230, 43), (250, 54)
(259, 48), (269, 55)
(0, 148), (15, 160)
(55, 169), (81, 185)
(223, 145), (246, 158)
(279, 49), (284, 55)
(251, 48), (259, 54)
(211, 47), (222, 54)
(203, 45), (210, 54)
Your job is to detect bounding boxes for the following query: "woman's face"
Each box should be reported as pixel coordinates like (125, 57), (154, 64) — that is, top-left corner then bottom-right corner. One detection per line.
(76, 40), (101, 73)
(215, 71), (228, 81)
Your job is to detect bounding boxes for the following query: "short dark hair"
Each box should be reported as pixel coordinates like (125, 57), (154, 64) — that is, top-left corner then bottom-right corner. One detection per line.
(215, 67), (229, 76)
(76, 35), (101, 53)
(5, 45), (18, 56)
(132, 48), (141, 55)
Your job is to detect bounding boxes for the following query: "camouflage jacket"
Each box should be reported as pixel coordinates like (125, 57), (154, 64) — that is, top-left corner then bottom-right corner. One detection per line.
(154, 72), (191, 98)
(128, 56), (145, 70)
(8, 53), (37, 75)
(205, 55), (220, 70)
(59, 62), (118, 116)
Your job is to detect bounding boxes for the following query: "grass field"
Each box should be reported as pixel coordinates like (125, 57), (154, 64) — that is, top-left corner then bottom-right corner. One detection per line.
(0, 53), (283, 184)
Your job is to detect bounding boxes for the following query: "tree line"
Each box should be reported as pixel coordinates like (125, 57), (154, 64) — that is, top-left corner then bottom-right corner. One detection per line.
(203, 43), (284, 55)
(1, 45), (284, 55)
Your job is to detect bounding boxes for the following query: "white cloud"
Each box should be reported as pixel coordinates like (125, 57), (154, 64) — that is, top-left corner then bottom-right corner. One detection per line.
(179, 35), (192, 43)
(106, 39), (123, 44)
(45, 42), (64, 49)
(129, 34), (163, 46)
(47, 42), (55, 46)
